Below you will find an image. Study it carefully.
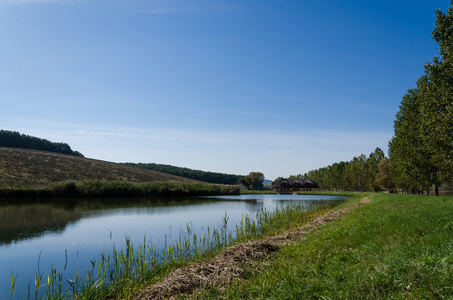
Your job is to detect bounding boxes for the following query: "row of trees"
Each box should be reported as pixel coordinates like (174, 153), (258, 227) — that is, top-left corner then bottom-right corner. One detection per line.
(297, 4), (453, 196)
(0, 130), (84, 157)
(294, 148), (386, 192)
(124, 162), (243, 185)
(388, 4), (453, 196)
(126, 163), (266, 189)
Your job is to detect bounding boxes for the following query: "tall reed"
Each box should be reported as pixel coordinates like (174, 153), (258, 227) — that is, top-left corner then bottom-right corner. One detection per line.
(0, 180), (240, 200)
(14, 202), (329, 299)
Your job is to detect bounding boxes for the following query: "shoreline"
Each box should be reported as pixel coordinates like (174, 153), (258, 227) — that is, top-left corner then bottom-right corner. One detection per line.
(134, 196), (369, 299)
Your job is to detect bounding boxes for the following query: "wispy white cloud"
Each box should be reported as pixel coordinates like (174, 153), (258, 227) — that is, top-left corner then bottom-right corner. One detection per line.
(70, 126), (391, 177)
(2, 119), (391, 179)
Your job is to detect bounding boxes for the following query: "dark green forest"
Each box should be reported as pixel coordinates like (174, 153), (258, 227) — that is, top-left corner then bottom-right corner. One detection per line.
(0, 130), (84, 157)
(123, 162), (243, 185)
(298, 4), (453, 195)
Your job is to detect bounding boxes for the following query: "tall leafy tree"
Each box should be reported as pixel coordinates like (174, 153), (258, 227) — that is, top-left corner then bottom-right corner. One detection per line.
(244, 172), (265, 190)
(420, 4), (453, 185)
(389, 3), (453, 195)
(374, 157), (394, 193)
(389, 87), (434, 193)
(350, 154), (366, 191)
(364, 148), (385, 191)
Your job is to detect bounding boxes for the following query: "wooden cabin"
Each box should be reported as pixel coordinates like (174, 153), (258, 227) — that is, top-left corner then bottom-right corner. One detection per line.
(271, 178), (319, 194)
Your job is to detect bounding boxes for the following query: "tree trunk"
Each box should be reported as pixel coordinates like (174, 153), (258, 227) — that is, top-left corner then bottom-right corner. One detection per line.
(435, 185), (439, 196)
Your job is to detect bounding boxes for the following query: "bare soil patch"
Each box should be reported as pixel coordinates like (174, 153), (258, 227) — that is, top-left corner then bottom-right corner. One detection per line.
(135, 197), (370, 299)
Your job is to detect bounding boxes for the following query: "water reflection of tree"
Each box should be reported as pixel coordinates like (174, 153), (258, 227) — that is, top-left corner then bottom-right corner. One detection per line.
(0, 196), (250, 246)
(0, 205), (82, 245)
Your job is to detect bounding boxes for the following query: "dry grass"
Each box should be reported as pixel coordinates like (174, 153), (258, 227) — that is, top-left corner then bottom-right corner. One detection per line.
(134, 198), (370, 299)
(0, 147), (199, 188)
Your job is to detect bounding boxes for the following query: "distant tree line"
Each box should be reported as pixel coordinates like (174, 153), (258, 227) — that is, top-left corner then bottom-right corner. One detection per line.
(388, 4), (453, 196)
(0, 130), (84, 157)
(123, 162), (243, 185)
(293, 148), (387, 192)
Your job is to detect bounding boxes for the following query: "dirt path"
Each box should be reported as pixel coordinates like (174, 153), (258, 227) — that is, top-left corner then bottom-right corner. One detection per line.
(135, 197), (370, 300)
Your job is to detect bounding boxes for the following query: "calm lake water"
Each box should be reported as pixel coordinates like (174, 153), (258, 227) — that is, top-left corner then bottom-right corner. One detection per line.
(0, 194), (346, 299)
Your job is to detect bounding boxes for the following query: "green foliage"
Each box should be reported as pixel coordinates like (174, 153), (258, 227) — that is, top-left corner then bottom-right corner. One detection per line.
(0, 130), (84, 157)
(0, 180), (240, 200)
(53, 180), (240, 198)
(389, 83), (439, 195)
(375, 158), (393, 192)
(389, 3), (453, 195)
(244, 172), (265, 190)
(302, 148), (386, 192)
(122, 163), (243, 185)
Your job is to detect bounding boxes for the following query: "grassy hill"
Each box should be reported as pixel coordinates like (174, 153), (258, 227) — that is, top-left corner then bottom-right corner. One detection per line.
(123, 162), (243, 185)
(0, 147), (199, 188)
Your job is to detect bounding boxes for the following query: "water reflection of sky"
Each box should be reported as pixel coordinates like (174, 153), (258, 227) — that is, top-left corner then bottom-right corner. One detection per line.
(0, 194), (346, 299)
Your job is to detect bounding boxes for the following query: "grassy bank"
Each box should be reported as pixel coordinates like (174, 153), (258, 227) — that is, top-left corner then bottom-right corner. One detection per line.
(198, 193), (453, 299)
(0, 180), (239, 200)
(239, 190), (356, 196)
(9, 194), (345, 299)
(240, 190), (278, 195)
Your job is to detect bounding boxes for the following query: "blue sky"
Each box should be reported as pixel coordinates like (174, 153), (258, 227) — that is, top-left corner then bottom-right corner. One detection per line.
(1, 0), (450, 180)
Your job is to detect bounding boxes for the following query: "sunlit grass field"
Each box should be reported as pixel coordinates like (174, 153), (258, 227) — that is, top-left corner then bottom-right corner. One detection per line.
(197, 193), (453, 299)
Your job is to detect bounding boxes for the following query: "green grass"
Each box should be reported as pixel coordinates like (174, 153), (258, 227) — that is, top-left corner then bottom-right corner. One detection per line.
(197, 193), (453, 299)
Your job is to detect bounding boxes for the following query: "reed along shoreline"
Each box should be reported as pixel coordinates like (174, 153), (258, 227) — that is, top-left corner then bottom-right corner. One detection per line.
(0, 180), (240, 202)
